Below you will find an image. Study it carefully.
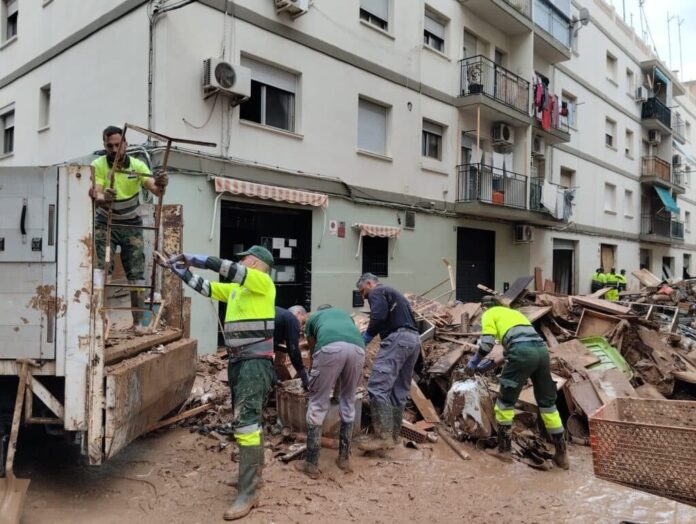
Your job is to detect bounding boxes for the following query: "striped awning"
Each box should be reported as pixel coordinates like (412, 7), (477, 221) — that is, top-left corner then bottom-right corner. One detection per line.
(213, 177), (329, 209)
(354, 223), (402, 238)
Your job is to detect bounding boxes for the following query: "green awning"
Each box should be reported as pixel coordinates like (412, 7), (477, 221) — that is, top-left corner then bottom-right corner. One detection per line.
(654, 186), (680, 214)
(653, 67), (670, 86)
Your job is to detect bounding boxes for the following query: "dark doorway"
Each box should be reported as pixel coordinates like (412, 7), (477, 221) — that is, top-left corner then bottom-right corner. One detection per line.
(456, 227), (495, 301)
(553, 249), (573, 294)
(218, 201), (312, 343)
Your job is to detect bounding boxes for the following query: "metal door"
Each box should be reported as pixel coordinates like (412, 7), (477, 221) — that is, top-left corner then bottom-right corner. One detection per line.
(0, 167), (58, 359)
(456, 227), (495, 301)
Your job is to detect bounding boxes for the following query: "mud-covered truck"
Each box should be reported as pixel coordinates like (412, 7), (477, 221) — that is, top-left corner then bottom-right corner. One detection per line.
(0, 163), (197, 519)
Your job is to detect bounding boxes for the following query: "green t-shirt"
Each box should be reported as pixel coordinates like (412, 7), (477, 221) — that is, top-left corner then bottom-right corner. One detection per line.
(305, 308), (365, 354)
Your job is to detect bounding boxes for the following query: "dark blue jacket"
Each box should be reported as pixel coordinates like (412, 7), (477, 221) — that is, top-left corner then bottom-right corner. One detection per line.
(274, 307), (305, 375)
(365, 285), (417, 339)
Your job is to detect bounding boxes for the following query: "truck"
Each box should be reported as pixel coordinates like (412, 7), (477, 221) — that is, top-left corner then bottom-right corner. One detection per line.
(0, 161), (198, 521)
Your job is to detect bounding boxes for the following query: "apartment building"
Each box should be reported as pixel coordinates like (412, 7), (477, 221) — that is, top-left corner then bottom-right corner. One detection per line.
(0, 0), (694, 350)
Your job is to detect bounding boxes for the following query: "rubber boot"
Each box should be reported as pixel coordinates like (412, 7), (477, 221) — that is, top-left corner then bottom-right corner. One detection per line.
(336, 421), (354, 472)
(357, 401), (395, 452)
(485, 425), (513, 463)
(551, 432), (570, 470)
(223, 445), (261, 520)
(225, 439), (265, 489)
(294, 424), (321, 479)
(130, 290), (144, 327)
(391, 405), (404, 445)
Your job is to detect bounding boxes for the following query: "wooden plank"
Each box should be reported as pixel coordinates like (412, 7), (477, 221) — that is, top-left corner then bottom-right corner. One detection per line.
(572, 296), (632, 316)
(587, 368), (636, 406)
(635, 383), (667, 399)
(549, 339), (600, 371)
(543, 279), (556, 293)
(502, 276), (534, 303)
(428, 345), (468, 375)
(539, 324), (558, 347)
(104, 328), (182, 365)
(148, 402), (212, 432)
(161, 205), (183, 330)
(104, 338), (197, 459)
(673, 370), (696, 384)
(590, 287), (612, 298)
(410, 380), (440, 423)
(534, 267), (543, 291)
(29, 376), (65, 420)
(518, 374), (566, 407)
(567, 380), (603, 417)
(631, 268), (662, 287)
(437, 426), (470, 460)
(575, 308), (621, 338)
(516, 305), (552, 323)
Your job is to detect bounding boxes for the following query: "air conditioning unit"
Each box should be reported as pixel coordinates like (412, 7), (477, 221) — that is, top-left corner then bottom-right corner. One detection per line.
(202, 59), (251, 103)
(634, 86), (647, 102)
(404, 211), (416, 230)
(275, 0), (310, 18)
(513, 224), (534, 243)
(648, 129), (661, 145)
(532, 136), (546, 157)
(492, 123), (514, 146)
(673, 154), (683, 166)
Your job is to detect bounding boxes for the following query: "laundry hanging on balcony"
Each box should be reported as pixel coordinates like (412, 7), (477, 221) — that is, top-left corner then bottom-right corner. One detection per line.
(353, 223), (401, 259)
(541, 180), (575, 221)
(654, 186), (680, 215)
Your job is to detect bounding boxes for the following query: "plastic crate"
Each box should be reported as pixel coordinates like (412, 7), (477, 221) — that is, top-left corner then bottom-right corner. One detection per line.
(580, 336), (633, 378)
(589, 397), (696, 507)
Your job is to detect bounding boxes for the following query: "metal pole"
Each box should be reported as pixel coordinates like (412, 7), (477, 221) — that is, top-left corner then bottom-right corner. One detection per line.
(678, 17), (684, 82)
(667, 12), (673, 70)
(622, 0), (626, 22)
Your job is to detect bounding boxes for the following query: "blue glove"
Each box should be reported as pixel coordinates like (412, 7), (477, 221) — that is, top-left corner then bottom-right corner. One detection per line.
(167, 253), (208, 269)
(362, 331), (374, 345)
(169, 260), (189, 280)
(466, 353), (482, 370)
(476, 358), (495, 372)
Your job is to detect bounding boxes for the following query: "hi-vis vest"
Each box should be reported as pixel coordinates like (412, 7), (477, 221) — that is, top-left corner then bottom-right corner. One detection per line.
(91, 155), (150, 224)
(210, 268), (276, 360)
(481, 306), (541, 349)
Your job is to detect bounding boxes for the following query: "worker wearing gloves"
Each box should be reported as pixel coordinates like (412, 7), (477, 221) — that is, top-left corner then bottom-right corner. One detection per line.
(617, 269), (628, 292)
(274, 306), (310, 389)
(590, 267), (606, 293)
(163, 246), (275, 521)
(355, 273), (421, 453)
(605, 268), (620, 301)
(295, 305), (366, 478)
(467, 296), (569, 470)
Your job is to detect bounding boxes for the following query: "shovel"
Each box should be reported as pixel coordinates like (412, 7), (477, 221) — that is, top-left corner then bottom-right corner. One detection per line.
(0, 362), (31, 524)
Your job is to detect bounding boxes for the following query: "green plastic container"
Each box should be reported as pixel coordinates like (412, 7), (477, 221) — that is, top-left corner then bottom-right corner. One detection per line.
(580, 336), (633, 379)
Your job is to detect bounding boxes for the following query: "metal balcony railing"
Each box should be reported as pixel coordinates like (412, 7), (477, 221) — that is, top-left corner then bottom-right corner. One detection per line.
(641, 156), (671, 183)
(457, 163), (527, 209)
(530, 177), (544, 210)
(641, 97), (671, 129)
(533, 0), (571, 47)
(673, 117), (686, 142)
(459, 55), (530, 115)
(641, 214), (684, 240)
(505, 0), (531, 18)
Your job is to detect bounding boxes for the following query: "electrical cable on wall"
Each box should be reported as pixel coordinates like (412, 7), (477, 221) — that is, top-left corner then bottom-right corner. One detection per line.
(183, 92), (220, 129)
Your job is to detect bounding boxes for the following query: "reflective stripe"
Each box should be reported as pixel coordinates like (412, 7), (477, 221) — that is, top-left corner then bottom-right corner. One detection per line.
(232, 263), (246, 284)
(186, 272), (211, 297)
(503, 325), (543, 348)
(540, 409), (564, 434)
(224, 319), (274, 347)
(236, 423), (260, 434)
(220, 259), (233, 278)
(494, 401), (514, 425)
(235, 428), (262, 446)
(96, 194), (140, 223)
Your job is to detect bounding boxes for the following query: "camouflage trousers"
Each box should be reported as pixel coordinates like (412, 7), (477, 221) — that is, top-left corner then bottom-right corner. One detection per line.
(228, 358), (274, 432)
(95, 222), (145, 282)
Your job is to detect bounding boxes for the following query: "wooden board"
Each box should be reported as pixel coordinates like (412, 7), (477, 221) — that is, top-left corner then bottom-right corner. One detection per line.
(104, 338), (197, 459)
(448, 302), (481, 325)
(673, 370), (696, 385)
(575, 308), (621, 338)
(516, 305), (552, 323)
(539, 324), (558, 347)
(590, 287), (612, 298)
(428, 345), (468, 375)
(410, 380), (440, 423)
(635, 383), (667, 400)
(567, 380), (603, 417)
(104, 328), (182, 365)
(534, 267), (543, 292)
(572, 296), (632, 316)
(549, 339), (600, 371)
(587, 368), (636, 406)
(518, 374), (566, 408)
(161, 205), (184, 330)
(502, 276), (534, 303)
(632, 268), (662, 288)
(543, 279), (556, 293)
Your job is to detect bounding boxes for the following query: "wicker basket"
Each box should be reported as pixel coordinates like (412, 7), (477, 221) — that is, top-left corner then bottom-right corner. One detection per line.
(589, 397), (696, 507)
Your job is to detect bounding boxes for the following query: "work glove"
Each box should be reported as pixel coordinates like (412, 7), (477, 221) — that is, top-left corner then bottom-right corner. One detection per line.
(466, 353), (482, 370)
(167, 253), (208, 269)
(362, 331), (374, 345)
(476, 358), (495, 372)
(298, 369), (310, 391)
(168, 259), (189, 280)
(154, 171), (168, 188)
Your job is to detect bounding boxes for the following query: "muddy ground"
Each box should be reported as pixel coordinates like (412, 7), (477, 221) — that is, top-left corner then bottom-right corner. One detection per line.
(17, 427), (696, 523)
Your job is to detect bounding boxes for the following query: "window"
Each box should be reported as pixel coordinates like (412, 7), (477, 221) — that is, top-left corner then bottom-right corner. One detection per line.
(684, 254), (692, 279)
(625, 128), (634, 157)
(687, 121), (692, 143)
(39, 84), (51, 129)
(424, 11), (445, 53)
(606, 52), (617, 83)
(560, 167), (575, 188)
(623, 189), (633, 217)
(360, 0), (388, 31)
(626, 69), (635, 94)
(422, 120), (443, 160)
(239, 57), (297, 132)
(605, 118), (616, 148)
(358, 97), (388, 156)
(2, 0), (17, 42)
(561, 91), (577, 129)
(463, 30), (478, 58)
(686, 211), (691, 233)
(1, 107), (14, 155)
(604, 183), (616, 213)
(362, 236), (388, 277)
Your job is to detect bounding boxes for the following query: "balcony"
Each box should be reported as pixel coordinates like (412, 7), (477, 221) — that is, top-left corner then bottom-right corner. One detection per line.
(533, 0), (571, 63)
(533, 109), (570, 143)
(640, 214), (684, 243)
(460, 0), (532, 35)
(457, 56), (531, 125)
(672, 117), (686, 144)
(641, 156), (685, 194)
(530, 177), (574, 220)
(641, 97), (671, 134)
(457, 163), (527, 209)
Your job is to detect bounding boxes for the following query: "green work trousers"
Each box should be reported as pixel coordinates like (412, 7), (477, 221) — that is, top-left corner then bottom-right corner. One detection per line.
(95, 223), (145, 282)
(227, 358), (274, 446)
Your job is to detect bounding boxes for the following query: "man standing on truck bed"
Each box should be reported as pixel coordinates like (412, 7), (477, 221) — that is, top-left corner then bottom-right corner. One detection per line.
(91, 125), (168, 327)
(163, 246), (275, 521)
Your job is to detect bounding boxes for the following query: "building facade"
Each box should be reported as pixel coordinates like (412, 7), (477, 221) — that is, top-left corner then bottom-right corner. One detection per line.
(1, 0), (695, 352)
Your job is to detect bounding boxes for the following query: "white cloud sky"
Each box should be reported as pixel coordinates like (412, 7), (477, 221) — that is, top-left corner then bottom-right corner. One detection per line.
(606, 0), (696, 81)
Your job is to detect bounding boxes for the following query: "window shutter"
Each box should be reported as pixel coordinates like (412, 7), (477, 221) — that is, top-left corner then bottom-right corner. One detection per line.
(424, 13), (445, 39)
(423, 120), (443, 136)
(7, 0), (18, 16)
(361, 0), (388, 20)
(241, 57), (296, 93)
(358, 99), (387, 155)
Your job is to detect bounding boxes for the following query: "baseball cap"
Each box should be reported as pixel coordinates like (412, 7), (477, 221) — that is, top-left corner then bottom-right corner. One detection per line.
(236, 245), (274, 267)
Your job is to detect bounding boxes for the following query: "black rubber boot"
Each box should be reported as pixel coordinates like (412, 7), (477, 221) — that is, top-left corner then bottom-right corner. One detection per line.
(552, 432), (570, 470)
(357, 401), (395, 452)
(294, 424), (321, 479)
(485, 424), (513, 463)
(336, 421), (353, 472)
(391, 405), (404, 445)
(223, 444), (261, 520)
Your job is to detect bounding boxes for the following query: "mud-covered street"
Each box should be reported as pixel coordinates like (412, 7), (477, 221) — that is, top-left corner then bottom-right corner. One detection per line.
(18, 428), (696, 523)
